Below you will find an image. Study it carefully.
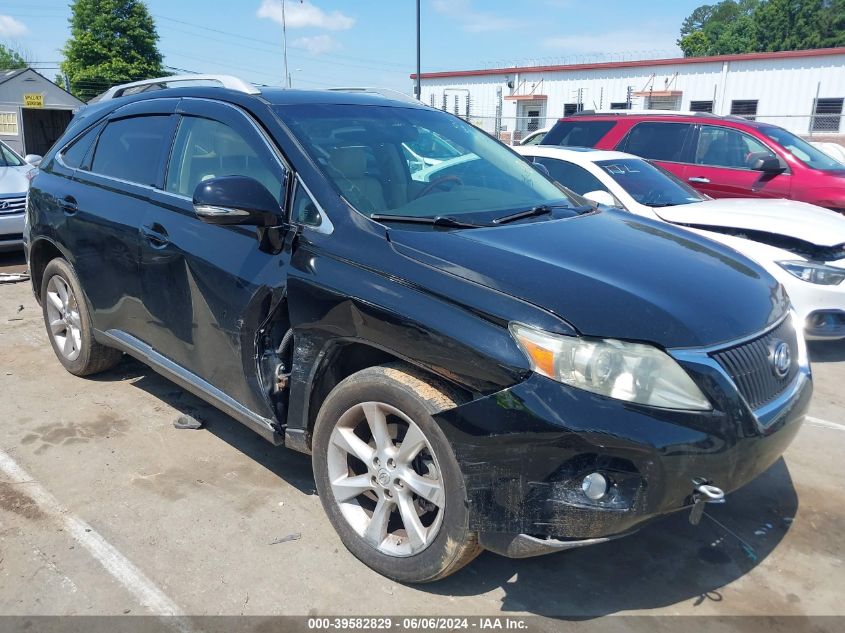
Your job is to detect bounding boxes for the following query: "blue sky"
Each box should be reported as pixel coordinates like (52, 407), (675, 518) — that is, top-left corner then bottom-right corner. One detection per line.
(1, 0), (705, 93)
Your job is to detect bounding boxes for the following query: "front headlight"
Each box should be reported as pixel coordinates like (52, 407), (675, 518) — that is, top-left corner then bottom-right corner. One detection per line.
(777, 260), (845, 285)
(510, 323), (712, 410)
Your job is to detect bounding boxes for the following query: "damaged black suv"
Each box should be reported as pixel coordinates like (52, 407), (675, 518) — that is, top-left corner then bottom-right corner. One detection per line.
(25, 76), (811, 582)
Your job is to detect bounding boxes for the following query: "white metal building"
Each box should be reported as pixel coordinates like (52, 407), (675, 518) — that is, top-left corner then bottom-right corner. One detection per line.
(0, 68), (84, 157)
(413, 47), (845, 143)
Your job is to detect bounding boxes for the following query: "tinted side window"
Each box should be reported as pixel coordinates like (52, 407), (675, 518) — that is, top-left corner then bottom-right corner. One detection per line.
(695, 125), (776, 169)
(60, 123), (104, 169)
(542, 121), (616, 147)
(620, 122), (692, 162)
(533, 157), (607, 195)
(166, 116), (284, 201)
(291, 180), (322, 226)
(91, 116), (171, 185)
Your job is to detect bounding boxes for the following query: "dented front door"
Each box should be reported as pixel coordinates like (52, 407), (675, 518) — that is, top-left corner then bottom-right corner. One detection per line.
(138, 98), (290, 416)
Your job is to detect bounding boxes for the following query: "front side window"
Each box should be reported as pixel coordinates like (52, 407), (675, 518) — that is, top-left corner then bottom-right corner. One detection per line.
(91, 115), (171, 186)
(759, 124), (845, 172)
(166, 116), (284, 201)
(543, 120), (615, 148)
(277, 104), (572, 220)
(291, 180), (322, 226)
(596, 158), (706, 207)
(0, 141), (24, 167)
(695, 125), (775, 169)
(620, 122), (692, 162)
(532, 157), (607, 196)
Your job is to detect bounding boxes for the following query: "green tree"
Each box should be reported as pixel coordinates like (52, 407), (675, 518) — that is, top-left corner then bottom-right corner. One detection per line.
(677, 0), (844, 56)
(60, 0), (163, 101)
(0, 43), (27, 69)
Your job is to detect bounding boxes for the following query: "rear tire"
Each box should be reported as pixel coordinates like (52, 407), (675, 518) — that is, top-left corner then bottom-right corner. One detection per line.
(40, 258), (123, 377)
(312, 363), (481, 583)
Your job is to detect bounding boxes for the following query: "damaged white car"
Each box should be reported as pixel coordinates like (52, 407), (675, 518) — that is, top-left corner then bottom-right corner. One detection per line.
(518, 146), (845, 340)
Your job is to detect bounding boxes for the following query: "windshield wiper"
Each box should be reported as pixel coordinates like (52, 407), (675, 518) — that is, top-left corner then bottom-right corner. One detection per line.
(493, 205), (553, 224)
(370, 214), (487, 228)
(493, 204), (594, 225)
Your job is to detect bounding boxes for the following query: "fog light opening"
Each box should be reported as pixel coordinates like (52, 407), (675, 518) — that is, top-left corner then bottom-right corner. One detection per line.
(581, 472), (608, 500)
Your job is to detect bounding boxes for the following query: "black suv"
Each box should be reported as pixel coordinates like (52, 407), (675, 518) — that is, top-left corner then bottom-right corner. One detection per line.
(25, 77), (811, 582)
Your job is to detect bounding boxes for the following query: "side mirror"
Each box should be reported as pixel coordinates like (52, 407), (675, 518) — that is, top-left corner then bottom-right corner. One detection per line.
(750, 155), (786, 173)
(193, 176), (283, 226)
(583, 190), (617, 207)
(24, 154), (43, 167)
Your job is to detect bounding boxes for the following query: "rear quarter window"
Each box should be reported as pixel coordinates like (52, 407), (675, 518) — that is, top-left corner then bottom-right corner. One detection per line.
(542, 121), (617, 148)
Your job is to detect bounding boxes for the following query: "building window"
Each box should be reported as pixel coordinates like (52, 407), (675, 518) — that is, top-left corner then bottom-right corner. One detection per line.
(610, 102), (630, 110)
(690, 100), (714, 113)
(563, 103), (582, 116)
(0, 112), (18, 135)
(812, 98), (844, 133)
(730, 100), (758, 119)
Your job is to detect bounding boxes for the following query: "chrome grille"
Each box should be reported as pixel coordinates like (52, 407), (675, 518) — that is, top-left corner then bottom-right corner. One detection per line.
(0, 196), (26, 216)
(711, 318), (799, 410)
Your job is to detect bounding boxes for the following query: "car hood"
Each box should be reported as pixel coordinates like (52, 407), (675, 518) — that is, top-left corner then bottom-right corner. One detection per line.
(654, 198), (845, 247)
(0, 166), (31, 196)
(389, 209), (787, 349)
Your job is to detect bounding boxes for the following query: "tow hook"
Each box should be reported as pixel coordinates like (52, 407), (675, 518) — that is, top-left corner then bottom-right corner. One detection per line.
(689, 480), (725, 525)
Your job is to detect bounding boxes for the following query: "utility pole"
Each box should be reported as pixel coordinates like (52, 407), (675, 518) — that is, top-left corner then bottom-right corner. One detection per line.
(281, 0), (291, 88)
(415, 0), (421, 100)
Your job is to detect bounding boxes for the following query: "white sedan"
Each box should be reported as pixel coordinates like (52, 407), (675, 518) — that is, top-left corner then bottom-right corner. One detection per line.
(0, 140), (37, 252)
(517, 145), (845, 340)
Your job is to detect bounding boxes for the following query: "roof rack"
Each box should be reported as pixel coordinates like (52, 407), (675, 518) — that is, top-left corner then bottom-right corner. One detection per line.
(93, 74), (260, 102)
(328, 87), (423, 106)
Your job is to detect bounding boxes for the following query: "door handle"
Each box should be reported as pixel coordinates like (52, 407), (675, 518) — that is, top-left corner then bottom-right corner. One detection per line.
(688, 177), (710, 184)
(60, 196), (78, 215)
(141, 223), (170, 247)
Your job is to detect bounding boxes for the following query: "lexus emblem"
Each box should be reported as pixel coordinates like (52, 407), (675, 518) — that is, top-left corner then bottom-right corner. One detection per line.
(0, 201), (9, 211)
(770, 340), (792, 379)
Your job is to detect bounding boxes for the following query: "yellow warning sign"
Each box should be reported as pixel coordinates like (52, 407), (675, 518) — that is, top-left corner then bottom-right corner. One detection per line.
(23, 93), (44, 108)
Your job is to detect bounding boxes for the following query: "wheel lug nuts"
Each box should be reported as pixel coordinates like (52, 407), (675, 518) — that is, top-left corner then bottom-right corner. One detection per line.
(394, 478), (403, 488)
(386, 458), (396, 469)
(372, 457), (380, 467)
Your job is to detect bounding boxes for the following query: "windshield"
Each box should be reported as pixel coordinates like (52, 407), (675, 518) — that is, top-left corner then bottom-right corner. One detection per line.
(596, 158), (707, 207)
(276, 104), (572, 220)
(759, 125), (845, 171)
(0, 141), (25, 167)
(403, 129), (462, 161)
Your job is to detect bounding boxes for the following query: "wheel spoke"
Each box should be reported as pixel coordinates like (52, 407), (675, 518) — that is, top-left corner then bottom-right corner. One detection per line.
(396, 490), (427, 550)
(395, 423), (427, 465)
(49, 319), (65, 335)
(362, 402), (392, 453)
(363, 498), (392, 547)
(331, 427), (375, 465)
(62, 332), (74, 356)
(55, 279), (69, 309)
(70, 327), (82, 354)
(331, 473), (374, 503)
(403, 471), (444, 508)
(47, 291), (63, 312)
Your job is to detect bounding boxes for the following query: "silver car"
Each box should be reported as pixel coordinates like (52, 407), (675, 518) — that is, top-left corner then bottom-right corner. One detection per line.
(0, 140), (36, 252)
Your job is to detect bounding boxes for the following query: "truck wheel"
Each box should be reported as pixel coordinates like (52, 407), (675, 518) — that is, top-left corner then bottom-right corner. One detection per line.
(312, 363), (481, 583)
(40, 258), (123, 377)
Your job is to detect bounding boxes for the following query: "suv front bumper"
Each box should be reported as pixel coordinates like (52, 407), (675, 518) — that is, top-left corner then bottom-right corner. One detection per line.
(433, 360), (811, 557)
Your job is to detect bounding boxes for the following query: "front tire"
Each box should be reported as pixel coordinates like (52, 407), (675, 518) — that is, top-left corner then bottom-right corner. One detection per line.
(312, 363), (481, 583)
(40, 258), (123, 377)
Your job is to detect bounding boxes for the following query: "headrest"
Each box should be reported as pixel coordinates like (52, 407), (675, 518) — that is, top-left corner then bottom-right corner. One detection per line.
(329, 146), (368, 178)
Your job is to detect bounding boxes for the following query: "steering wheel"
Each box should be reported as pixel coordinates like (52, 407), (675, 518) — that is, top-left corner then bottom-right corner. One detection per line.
(415, 175), (463, 199)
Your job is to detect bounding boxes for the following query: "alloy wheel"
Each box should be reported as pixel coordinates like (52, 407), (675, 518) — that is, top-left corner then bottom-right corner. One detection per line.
(326, 401), (445, 557)
(45, 275), (82, 362)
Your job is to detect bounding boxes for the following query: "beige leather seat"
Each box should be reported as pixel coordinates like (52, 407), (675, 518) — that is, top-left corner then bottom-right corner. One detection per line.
(328, 146), (386, 213)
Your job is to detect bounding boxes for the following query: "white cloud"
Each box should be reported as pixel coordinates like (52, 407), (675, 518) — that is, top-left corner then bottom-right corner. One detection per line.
(291, 34), (339, 55)
(257, 0), (354, 31)
(0, 15), (28, 38)
(542, 28), (682, 57)
(431, 0), (511, 33)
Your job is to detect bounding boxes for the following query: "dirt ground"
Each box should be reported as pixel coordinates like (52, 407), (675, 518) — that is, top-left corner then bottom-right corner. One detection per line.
(0, 249), (844, 625)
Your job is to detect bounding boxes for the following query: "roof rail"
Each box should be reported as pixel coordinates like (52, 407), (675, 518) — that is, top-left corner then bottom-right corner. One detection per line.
(569, 109), (722, 118)
(328, 87), (423, 106)
(92, 74), (260, 102)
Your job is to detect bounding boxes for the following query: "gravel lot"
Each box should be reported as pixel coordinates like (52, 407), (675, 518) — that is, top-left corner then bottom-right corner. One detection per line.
(0, 250), (843, 624)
